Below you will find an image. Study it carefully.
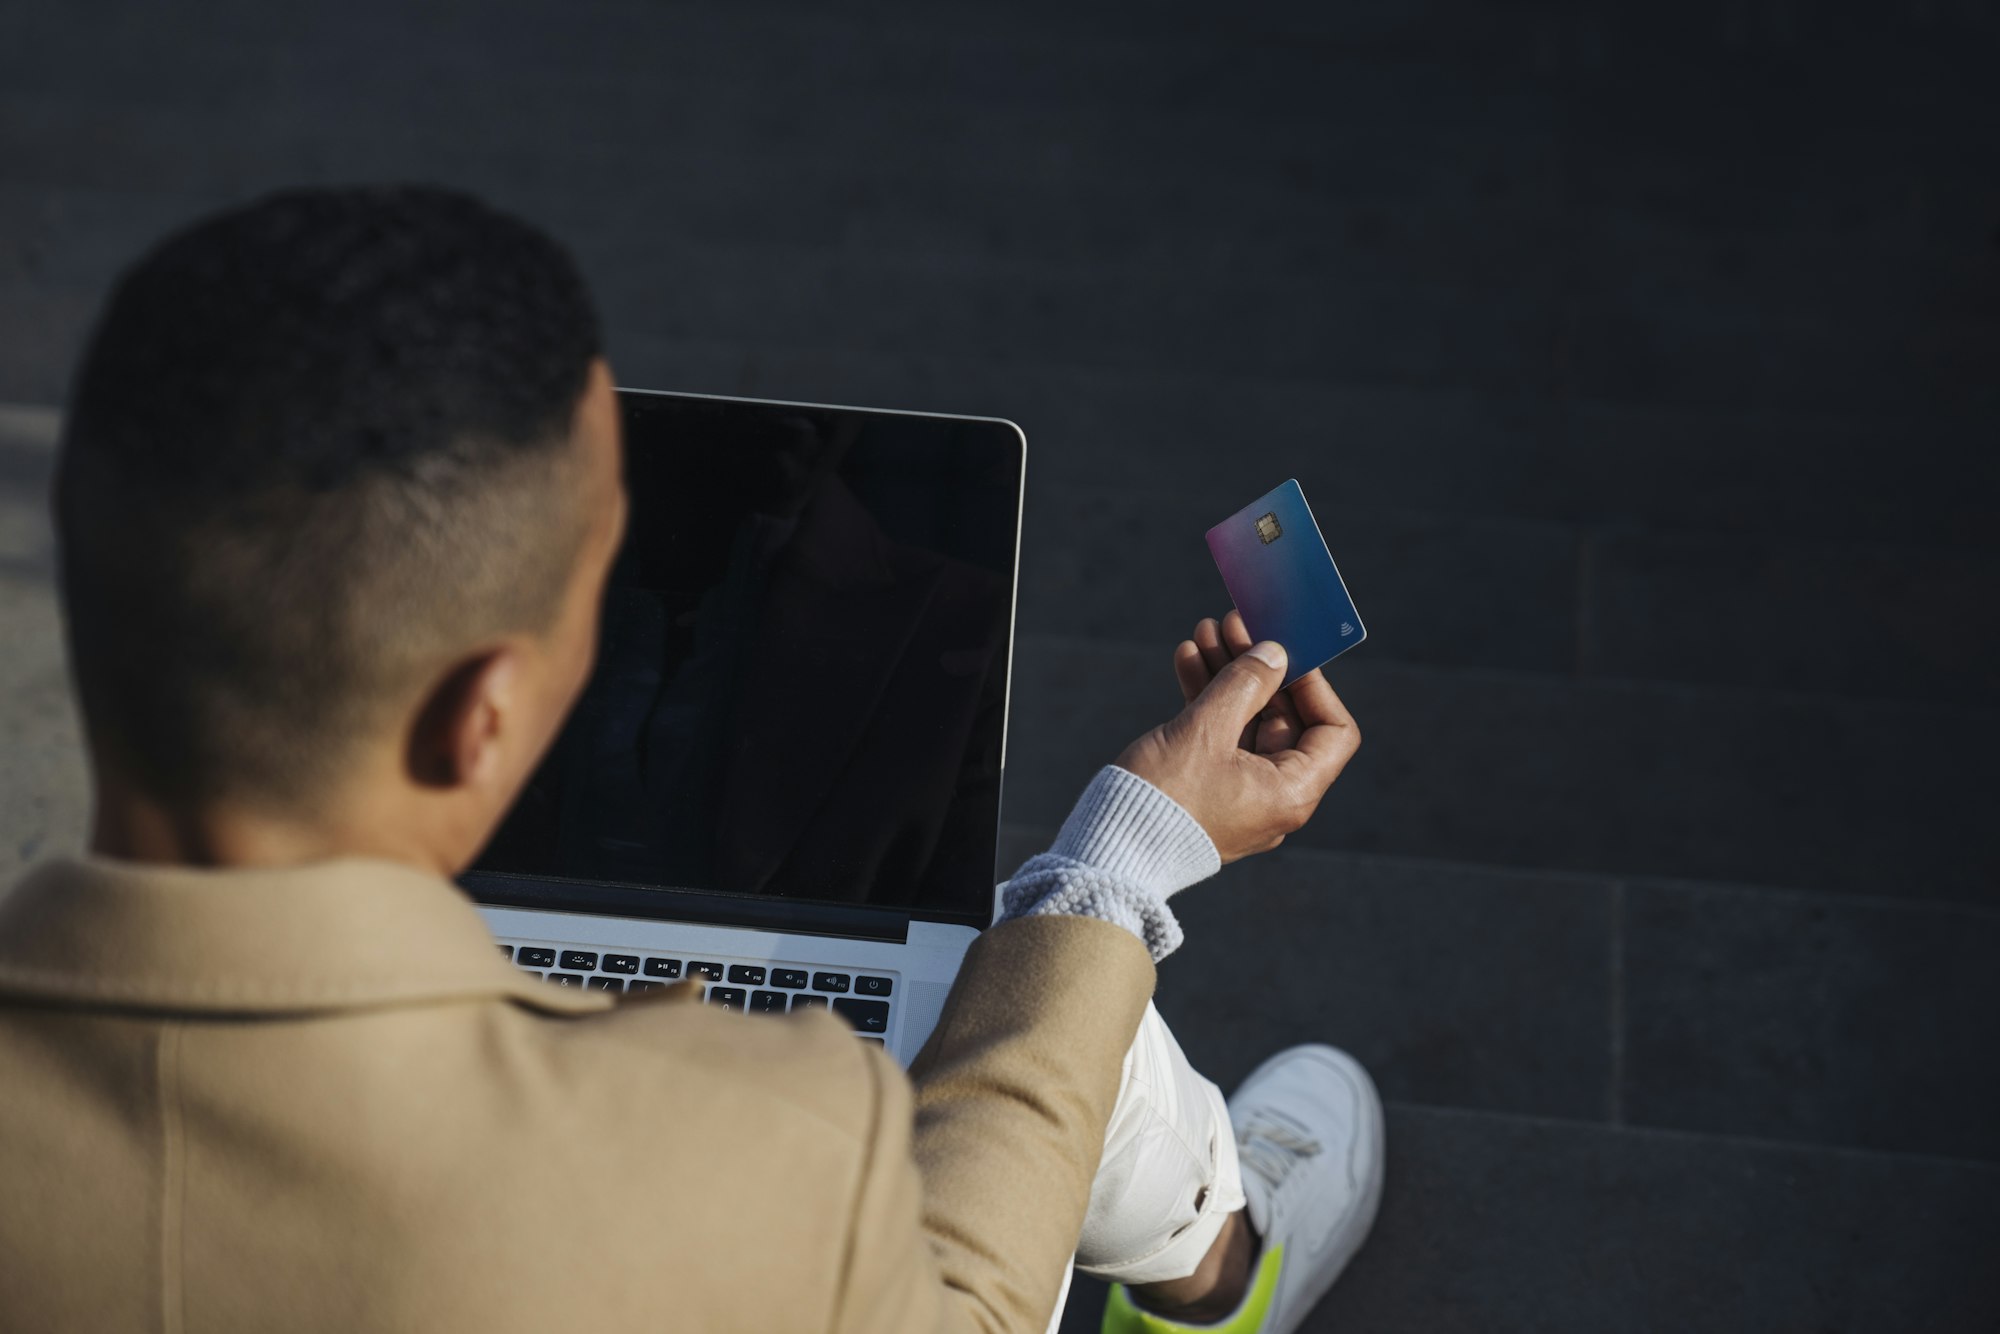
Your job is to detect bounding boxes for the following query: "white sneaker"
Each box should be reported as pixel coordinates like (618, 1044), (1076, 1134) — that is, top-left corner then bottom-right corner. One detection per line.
(1230, 1045), (1385, 1332)
(1102, 1044), (1385, 1333)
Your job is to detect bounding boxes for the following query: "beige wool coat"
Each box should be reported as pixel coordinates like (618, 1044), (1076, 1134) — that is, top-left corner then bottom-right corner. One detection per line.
(0, 855), (1157, 1332)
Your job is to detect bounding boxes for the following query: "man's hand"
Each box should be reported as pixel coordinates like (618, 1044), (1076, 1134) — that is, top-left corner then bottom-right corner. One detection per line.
(1114, 610), (1361, 864)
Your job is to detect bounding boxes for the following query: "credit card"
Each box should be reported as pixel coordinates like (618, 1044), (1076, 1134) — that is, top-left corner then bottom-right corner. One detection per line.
(1205, 479), (1366, 687)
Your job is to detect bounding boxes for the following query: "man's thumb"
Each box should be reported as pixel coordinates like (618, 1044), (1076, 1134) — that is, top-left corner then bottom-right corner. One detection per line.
(1191, 640), (1287, 736)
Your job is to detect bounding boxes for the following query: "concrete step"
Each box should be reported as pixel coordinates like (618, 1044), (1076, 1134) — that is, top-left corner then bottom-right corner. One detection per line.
(1001, 826), (2000, 1165)
(5, 0), (1993, 421)
(585, 344), (1999, 555)
(5, 312), (1994, 557)
(1616, 877), (2000, 1165)
(4, 1), (1987, 244)
(999, 827), (1622, 1129)
(21, 100), (1969, 351)
(5, 248), (1566, 410)
(12, 223), (1991, 431)
(1001, 633), (2000, 907)
(1013, 476), (2000, 705)
(1054, 1104), (2000, 1333)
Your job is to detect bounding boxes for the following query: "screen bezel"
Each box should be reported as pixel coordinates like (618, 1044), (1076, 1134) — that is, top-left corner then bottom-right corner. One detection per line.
(460, 386), (1027, 934)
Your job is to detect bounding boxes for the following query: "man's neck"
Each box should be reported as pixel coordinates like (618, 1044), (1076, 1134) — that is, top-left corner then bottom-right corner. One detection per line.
(87, 772), (460, 878)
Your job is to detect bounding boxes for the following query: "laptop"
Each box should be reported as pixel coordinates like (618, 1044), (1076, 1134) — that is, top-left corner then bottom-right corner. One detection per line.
(463, 388), (1026, 1065)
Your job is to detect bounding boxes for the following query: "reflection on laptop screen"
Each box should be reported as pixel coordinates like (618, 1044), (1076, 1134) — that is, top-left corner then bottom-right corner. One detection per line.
(473, 391), (1022, 924)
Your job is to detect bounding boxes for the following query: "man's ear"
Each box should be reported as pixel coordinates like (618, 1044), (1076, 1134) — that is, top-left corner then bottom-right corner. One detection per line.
(406, 646), (520, 791)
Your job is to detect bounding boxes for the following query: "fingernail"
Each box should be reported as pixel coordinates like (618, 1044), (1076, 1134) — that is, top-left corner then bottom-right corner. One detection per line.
(1245, 640), (1287, 671)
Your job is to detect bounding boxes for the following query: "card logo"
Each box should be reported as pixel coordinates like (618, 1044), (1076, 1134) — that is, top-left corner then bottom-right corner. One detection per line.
(1254, 512), (1282, 544)
(1340, 622), (1354, 636)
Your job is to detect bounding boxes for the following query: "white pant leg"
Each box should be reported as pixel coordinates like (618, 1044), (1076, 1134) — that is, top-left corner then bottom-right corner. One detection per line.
(1076, 1000), (1246, 1284)
(1044, 1003), (1246, 1332)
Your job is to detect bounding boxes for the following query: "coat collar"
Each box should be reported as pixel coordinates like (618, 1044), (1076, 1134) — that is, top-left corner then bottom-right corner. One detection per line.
(0, 855), (614, 1017)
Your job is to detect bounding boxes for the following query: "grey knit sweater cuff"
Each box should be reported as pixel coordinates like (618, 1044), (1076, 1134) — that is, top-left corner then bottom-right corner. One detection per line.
(993, 764), (1221, 962)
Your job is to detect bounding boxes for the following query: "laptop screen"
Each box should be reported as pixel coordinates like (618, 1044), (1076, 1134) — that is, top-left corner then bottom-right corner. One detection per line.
(469, 390), (1023, 929)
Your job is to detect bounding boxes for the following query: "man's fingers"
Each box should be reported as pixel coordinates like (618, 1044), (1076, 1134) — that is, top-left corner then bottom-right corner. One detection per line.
(1254, 711), (1301, 754)
(1173, 639), (1209, 704)
(1192, 617), (1231, 680)
(1219, 608), (1304, 733)
(1284, 667), (1354, 731)
(1191, 618), (1251, 746)
(1186, 613), (1317, 754)
(1269, 716), (1362, 798)
(1187, 639), (1288, 744)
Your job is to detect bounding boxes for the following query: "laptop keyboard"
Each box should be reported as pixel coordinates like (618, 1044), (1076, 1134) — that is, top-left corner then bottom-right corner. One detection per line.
(498, 942), (893, 1043)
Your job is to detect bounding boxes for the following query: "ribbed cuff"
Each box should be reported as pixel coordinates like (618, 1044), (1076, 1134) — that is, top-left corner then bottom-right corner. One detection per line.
(994, 765), (1221, 962)
(1047, 765), (1221, 896)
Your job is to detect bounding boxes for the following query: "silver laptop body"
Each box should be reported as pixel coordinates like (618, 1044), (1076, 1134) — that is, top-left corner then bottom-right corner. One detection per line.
(464, 388), (1026, 1065)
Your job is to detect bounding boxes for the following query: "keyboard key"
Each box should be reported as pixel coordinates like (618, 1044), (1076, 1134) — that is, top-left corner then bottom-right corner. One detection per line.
(517, 948), (555, 968)
(855, 975), (893, 997)
(811, 972), (851, 994)
(548, 973), (584, 988)
(832, 998), (891, 1034)
(727, 965), (766, 986)
(749, 990), (786, 1014)
(587, 977), (623, 993)
(643, 957), (682, 979)
(707, 986), (745, 1011)
(689, 961), (725, 982)
(602, 954), (640, 975)
(498, 945), (514, 961)
(558, 950), (599, 971)
(770, 968), (809, 989)
(628, 981), (665, 995)
(858, 1036), (886, 1046)
(524, 971), (545, 980)
(791, 995), (829, 1013)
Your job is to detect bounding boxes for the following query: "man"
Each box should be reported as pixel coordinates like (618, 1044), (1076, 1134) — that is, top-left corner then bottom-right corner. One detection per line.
(0, 187), (1380, 1333)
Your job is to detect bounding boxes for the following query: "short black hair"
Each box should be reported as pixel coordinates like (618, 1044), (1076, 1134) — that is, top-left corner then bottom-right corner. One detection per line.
(55, 185), (604, 808)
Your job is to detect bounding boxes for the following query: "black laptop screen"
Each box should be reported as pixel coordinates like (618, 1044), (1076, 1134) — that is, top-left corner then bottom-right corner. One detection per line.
(470, 391), (1022, 926)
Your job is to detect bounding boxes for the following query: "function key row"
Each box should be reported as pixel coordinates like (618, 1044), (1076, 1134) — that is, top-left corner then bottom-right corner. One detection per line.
(550, 950), (645, 973)
(712, 967), (887, 996)
(810, 972), (892, 996)
(512, 947), (676, 976)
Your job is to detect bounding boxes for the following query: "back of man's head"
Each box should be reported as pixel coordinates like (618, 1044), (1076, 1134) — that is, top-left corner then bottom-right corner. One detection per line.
(56, 185), (605, 813)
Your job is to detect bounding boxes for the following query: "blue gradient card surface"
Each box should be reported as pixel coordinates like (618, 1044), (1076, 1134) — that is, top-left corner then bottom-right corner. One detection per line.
(1206, 479), (1366, 687)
